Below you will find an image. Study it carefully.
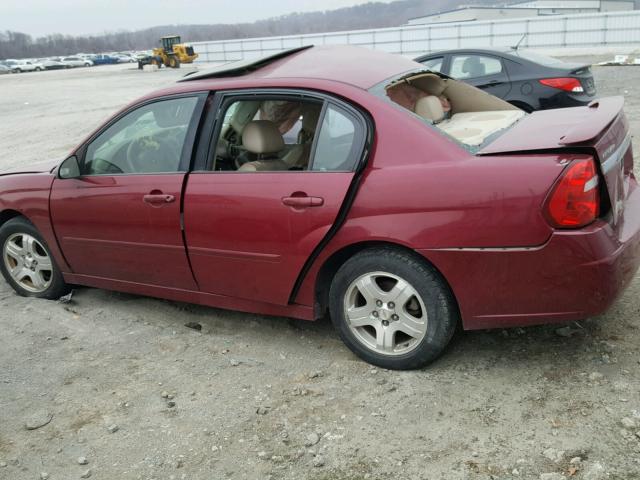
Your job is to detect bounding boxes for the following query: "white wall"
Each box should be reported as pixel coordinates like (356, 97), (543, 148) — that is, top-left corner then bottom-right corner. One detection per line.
(191, 10), (640, 63)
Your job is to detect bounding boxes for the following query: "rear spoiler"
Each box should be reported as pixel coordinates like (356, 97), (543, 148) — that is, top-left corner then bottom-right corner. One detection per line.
(559, 97), (623, 145)
(478, 96), (624, 155)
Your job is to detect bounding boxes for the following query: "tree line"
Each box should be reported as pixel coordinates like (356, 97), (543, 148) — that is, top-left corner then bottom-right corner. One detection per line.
(0, 0), (514, 59)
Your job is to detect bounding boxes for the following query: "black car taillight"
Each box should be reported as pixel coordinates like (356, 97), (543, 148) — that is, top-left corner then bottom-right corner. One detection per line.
(539, 77), (584, 93)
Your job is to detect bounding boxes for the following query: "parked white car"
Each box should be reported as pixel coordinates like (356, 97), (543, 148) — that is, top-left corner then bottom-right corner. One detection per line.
(114, 54), (136, 63)
(8, 60), (44, 73)
(61, 56), (93, 67)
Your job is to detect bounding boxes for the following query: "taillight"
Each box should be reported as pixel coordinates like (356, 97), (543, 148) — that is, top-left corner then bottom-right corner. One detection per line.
(539, 77), (584, 93)
(545, 158), (599, 228)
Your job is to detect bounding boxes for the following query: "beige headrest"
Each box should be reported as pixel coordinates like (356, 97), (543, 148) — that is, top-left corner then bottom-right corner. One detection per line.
(415, 96), (445, 123)
(242, 120), (284, 154)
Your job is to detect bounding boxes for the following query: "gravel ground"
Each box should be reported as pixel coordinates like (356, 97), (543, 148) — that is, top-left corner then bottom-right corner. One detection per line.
(1, 62), (640, 480)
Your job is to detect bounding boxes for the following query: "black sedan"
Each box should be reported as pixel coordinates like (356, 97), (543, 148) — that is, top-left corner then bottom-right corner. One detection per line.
(39, 59), (67, 70)
(414, 48), (596, 112)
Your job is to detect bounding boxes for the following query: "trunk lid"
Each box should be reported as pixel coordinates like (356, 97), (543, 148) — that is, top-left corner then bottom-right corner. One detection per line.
(479, 96), (633, 225)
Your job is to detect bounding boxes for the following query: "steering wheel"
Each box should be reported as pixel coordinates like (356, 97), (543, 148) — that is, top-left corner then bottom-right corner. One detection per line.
(126, 135), (180, 173)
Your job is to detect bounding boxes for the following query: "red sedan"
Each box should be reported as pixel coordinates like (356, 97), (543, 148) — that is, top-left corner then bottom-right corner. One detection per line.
(1, 46), (639, 369)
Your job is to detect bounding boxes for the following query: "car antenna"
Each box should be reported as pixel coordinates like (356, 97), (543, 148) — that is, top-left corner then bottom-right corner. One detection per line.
(512, 33), (527, 51)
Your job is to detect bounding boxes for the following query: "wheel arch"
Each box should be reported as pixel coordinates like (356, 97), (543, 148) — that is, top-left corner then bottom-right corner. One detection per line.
(0, 209), (27, 228)
(313, 240), (461, 322)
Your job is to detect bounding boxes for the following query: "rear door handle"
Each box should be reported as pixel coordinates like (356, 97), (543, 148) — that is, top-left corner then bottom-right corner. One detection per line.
(143, 194), (175, 205)
(281, 195), (324, 208)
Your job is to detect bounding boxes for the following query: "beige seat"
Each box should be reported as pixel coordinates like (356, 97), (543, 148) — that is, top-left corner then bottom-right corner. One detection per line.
(238, 120), (288, 172)
(414, 95), (446, 123)
(414, 96), (525, 146)
(439, 110), (525, 146)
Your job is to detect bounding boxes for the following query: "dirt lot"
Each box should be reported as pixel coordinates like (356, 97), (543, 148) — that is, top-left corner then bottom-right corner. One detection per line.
(1, 62), (640, 480)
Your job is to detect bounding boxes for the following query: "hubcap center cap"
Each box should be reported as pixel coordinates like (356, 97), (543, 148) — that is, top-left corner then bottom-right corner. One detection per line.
(378, 307), (393, 321)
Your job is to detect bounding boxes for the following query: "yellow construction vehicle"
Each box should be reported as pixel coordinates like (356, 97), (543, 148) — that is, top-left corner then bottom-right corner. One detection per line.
(144, 35), (198, 69)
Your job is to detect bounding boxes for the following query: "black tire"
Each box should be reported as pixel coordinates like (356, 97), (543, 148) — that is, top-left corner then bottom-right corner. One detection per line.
(329, 247), (458, 370)
(168, 55), (180, 69)
(0, 217), (71, 299)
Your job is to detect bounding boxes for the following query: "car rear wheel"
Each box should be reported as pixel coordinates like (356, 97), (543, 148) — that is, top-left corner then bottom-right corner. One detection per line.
(0, 217), (71, 299)
(329, 247), (458, 370)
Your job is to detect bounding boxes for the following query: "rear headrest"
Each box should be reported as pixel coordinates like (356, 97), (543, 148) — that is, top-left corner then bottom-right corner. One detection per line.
(415, 96), (445, 123)
(462, 57), (485, 77)
(242, 120), (284, 154)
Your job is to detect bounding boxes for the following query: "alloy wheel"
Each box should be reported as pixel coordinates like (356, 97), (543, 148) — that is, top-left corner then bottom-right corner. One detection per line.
(343, 271), (428, 356)
(2, 233), (53, 293)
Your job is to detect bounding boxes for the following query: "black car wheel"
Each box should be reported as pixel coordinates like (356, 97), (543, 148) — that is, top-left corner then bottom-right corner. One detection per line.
(329, 247), (458, 370)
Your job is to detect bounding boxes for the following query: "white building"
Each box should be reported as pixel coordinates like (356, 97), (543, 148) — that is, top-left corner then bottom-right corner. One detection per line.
(406, 0), (635, 25)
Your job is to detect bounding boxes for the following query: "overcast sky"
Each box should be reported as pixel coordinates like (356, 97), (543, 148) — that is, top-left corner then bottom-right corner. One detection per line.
(1, 0), (384, 37)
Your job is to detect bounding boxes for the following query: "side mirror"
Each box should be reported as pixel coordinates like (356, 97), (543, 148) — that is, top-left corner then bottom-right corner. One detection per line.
(58, 156), (81, 179)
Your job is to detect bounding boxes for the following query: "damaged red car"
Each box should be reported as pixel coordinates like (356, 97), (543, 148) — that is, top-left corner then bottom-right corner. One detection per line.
(1, 45), (639, 369)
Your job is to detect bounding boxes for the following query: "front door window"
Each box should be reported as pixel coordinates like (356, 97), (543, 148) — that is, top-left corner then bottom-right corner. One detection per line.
(84, 96), (199, 175)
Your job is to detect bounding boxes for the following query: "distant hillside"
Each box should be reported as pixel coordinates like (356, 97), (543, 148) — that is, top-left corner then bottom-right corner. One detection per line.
(0, 0), (633, 59)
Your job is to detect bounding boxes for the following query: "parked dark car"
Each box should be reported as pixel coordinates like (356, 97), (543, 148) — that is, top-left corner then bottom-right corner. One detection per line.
(414, 48), (597, 112)
(91, 54), (120, 65)
(39, 59), (67, 70)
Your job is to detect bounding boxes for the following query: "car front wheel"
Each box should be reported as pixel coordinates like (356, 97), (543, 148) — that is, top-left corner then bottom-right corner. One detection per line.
(0, 217), (71, 299)
(329, 247), (458, 370)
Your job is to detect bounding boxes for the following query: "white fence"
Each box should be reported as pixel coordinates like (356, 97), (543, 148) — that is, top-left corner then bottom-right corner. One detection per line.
(192, 9), (640, 63)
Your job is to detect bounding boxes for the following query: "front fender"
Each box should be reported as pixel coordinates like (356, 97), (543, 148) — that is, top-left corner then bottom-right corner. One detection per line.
(0, 173), (70, 273)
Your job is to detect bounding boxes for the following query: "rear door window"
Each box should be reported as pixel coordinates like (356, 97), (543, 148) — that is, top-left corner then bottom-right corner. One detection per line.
(450, 55), (503, 79)
(311, 104), (360, 172)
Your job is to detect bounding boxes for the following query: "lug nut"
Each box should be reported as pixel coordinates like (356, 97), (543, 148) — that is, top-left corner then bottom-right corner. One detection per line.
(392, 314), (399, 321)
(372, 311), (379, 317)
(388, 302), (395, 309)
(382, 320), (389, 327)
(376, 300), (382, 307)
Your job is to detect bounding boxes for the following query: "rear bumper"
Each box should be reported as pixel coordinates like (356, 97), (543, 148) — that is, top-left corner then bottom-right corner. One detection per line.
(420, 182), (640, 330)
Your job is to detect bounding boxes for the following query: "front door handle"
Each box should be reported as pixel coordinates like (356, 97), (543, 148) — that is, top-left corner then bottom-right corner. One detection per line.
(143, 193), (175, 205)
(281, 195), (324, 208)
